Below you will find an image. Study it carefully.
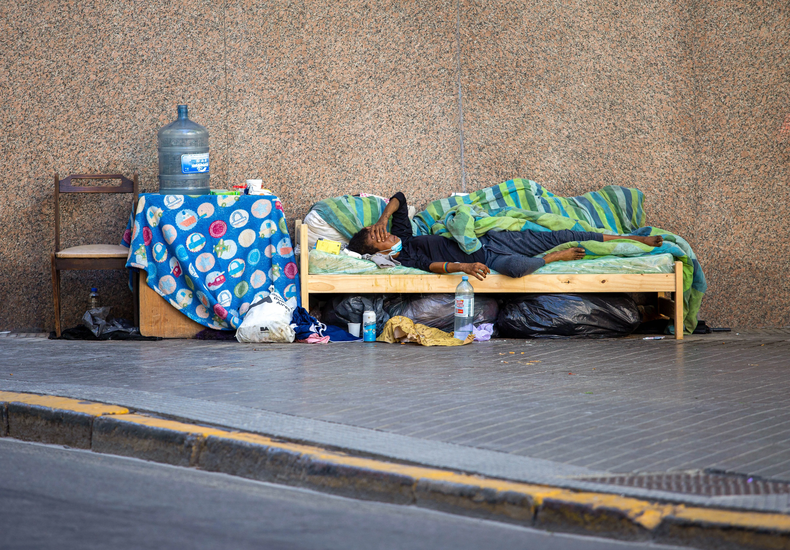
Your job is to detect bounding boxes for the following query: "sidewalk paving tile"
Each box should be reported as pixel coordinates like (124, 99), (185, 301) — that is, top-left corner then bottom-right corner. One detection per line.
(2, 331), (790, 498)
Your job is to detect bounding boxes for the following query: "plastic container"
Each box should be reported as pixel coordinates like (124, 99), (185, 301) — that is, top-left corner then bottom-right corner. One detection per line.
(453, 276), (475, 340)
(363, 310), (376, 342)
(157, 104), (210, 195)
(347, 323), (361, 337)
(89, 287), (100, 310)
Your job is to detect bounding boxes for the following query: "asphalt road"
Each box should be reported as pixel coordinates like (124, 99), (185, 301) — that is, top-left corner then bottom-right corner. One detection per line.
(0, 439), (691, 550)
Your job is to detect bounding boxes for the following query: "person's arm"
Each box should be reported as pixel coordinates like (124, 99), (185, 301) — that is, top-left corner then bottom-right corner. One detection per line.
(370, 195), (402, 243)
(429, 261), (490, 281)
(372, 192), (413, 243)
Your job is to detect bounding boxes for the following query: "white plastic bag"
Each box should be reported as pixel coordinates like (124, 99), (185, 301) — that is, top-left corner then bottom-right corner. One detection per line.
(236, 286), (297, 343)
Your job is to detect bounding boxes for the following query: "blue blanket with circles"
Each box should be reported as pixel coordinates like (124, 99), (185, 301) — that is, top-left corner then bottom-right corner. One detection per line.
(122, 193), (300, 330)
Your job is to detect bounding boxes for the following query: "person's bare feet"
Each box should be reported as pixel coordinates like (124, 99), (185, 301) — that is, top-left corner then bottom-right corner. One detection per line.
(635, 235), (663, 247)
(543, 247), (586, 263)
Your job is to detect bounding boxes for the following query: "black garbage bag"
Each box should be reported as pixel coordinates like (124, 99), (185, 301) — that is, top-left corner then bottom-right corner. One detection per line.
(49, 307), (160, 340)
(496, 294), (641, 338)
(321, 295), (390, 336)
(82, 307), (142, 338)
(385, 294), (499, 333)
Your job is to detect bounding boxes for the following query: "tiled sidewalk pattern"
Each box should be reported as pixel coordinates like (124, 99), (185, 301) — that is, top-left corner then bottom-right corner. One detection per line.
(2, 331), (789, 480)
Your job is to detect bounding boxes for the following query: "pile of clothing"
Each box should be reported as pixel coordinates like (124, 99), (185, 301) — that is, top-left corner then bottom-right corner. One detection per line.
(235, 286), (359, 344)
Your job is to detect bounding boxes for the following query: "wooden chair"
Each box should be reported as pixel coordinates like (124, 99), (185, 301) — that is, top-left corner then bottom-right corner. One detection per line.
(51, 173), (139, 337)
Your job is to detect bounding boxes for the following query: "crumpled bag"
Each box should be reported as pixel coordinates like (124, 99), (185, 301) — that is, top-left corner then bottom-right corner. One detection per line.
(377, 316), (473, 346)
(496, 293), (641, 338)
(321, 295), (389, 336)
(82, 307), (140, 338)
(236, 286), (297, 343)
(385, 294), (499, 333)
(473, 323), (494, 342)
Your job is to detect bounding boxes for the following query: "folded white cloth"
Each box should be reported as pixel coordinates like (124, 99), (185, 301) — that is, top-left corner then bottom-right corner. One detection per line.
(361, 253), (402, 268)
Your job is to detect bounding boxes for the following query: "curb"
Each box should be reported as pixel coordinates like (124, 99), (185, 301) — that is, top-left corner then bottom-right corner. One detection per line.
(1, 390), (788, 550)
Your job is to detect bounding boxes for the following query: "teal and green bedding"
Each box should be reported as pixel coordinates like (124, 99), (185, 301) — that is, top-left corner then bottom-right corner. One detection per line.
(308, 179), (706, 333)
(309, 249), (677, 276)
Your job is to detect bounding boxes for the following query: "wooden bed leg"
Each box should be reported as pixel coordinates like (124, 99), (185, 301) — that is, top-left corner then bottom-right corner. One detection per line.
(674, 261), (684, 340)
(299, 222), (310, 309)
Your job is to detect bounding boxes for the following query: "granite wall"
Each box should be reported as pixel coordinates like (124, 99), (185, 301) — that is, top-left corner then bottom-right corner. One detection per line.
(1, 0), (787, 331)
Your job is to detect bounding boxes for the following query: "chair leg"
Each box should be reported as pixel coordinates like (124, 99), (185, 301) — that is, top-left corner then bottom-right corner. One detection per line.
(51, 255), (62, 338)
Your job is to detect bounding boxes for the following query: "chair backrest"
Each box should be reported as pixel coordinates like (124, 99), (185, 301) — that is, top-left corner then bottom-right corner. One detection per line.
(54, 173), (139, 252)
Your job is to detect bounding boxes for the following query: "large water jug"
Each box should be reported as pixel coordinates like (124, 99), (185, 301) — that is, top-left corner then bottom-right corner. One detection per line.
(157, 105), (210, 195)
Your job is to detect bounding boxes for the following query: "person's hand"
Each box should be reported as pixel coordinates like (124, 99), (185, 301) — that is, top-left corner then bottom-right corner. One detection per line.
(461, 262), (490, 281)
(370, 222), (389, 243)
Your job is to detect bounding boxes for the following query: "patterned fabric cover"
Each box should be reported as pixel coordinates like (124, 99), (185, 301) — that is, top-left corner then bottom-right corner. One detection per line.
(123, 193), (299, 330)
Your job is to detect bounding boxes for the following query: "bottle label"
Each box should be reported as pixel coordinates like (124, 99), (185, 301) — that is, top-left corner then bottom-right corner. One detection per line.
(363, 323), (376, 342)
(455, 297), (473, 317)
(181, 153), (210, 174)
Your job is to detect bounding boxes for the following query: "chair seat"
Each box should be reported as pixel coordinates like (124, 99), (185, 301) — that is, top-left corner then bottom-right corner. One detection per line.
(55, 244), (130, 258)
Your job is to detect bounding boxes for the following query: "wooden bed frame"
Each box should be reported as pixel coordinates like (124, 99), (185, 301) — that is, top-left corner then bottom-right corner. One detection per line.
(296, 220), (685, 339)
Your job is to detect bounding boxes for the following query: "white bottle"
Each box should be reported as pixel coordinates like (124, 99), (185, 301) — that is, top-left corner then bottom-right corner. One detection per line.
(453, 276), (474, 340)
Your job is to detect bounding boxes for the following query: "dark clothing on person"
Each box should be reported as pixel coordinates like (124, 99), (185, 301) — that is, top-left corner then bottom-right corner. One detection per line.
(480, 229), (603, 278)
(389, 192), (485, 272)
(388, 192), (603, 277)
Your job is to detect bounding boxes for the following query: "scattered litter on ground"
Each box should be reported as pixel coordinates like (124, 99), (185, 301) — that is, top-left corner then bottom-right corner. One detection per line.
(643, 336), (664, 340)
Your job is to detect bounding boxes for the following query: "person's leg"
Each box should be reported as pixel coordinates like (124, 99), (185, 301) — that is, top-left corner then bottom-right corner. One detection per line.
(483, 229), (603, 257)
(602, 234), (663, 247)
(485, 252), (546, 278)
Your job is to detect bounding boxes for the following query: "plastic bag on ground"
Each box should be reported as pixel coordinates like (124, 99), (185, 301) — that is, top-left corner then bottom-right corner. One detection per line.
(473, 323), (494, 342)
(82, 307), (141, 338)
(236, 286), (297, 343)
(321, 295), (390, 336)
(496, 294), (641, 338)
(385, 294), (499, 333)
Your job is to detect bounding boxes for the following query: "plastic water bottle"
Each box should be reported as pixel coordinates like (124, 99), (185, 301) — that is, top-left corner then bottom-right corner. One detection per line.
(454, 276), (475, 340)
(157, 104), (210, 195)
(89, 288), (100, 310)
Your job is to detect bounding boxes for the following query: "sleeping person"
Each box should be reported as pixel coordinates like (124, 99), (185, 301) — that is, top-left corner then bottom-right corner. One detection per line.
(345, 192), (663, 281)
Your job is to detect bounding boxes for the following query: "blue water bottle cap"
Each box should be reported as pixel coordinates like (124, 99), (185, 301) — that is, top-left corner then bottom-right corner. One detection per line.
(462, 276), (468, 281)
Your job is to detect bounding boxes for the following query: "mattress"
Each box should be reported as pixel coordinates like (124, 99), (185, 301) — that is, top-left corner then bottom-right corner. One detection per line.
(308, 250), (676, 276)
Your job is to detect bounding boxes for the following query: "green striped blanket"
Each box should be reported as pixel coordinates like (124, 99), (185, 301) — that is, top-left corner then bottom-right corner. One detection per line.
(309, 179), (706, 333)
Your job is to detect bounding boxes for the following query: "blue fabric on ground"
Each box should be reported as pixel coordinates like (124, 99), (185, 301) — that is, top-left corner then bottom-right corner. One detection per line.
(323, 324), (362, 342)
(122, 193), (299, 331)
(291, 307), (361, 342)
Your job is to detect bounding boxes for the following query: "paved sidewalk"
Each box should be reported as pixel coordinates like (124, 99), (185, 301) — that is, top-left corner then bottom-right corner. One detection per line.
(2, 330), (789, 513)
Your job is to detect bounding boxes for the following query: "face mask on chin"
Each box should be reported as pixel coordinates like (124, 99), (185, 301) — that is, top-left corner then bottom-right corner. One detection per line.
(385, 238), (402, 257)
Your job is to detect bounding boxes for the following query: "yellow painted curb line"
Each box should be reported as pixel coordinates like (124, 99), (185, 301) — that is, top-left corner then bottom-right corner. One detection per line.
(106, 413), (233, 438)
(210, 432), (790, 533)
(0, 391), (128, 416)
(2, 391), (790, 539)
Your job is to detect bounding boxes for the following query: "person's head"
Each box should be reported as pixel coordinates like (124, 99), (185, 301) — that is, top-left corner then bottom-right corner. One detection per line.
(347, 227), (401, 256)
